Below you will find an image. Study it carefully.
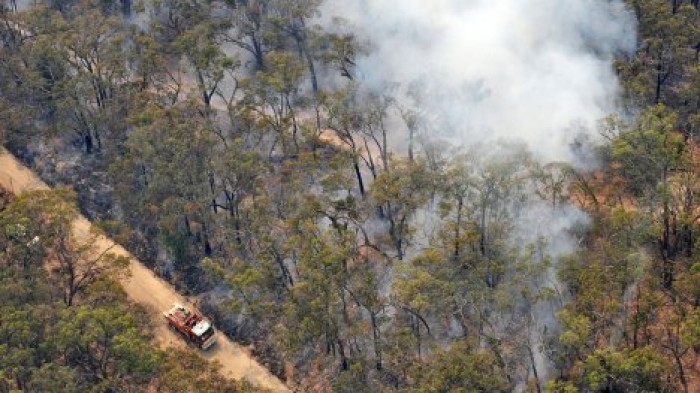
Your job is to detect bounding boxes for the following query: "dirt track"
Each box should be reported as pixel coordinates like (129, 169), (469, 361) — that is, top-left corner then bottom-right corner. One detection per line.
(0, 148), (289, 392)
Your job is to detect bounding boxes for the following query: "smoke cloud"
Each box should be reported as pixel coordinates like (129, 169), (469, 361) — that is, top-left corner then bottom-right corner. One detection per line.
(319, 0), (636, 164)
(317, 1), (637, 385)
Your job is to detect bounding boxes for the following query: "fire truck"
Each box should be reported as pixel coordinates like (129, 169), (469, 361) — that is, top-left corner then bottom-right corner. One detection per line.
(163, 303), (217, 350)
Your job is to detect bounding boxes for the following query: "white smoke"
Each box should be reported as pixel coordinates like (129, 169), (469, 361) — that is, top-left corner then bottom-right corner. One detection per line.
(317, 1), (636, 387)
(319, 0), (636, 163)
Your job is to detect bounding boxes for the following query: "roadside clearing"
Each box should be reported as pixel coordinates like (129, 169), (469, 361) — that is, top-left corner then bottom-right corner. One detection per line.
(0, 148), (289, 393)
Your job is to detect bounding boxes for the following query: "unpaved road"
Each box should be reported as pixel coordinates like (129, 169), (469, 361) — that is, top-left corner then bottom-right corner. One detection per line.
(0, 148), (289, 392)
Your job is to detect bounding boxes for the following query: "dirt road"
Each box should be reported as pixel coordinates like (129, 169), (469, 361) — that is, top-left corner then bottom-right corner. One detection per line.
(0, 148), (289, 392)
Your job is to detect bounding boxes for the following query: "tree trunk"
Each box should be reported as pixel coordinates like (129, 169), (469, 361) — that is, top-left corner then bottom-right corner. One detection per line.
(371, 312), (382, 370)
(338, 339), (348, 371)
(66, 276), (76, 306)
(479, 202), (487, 257)
(202, 222), (212, 256)
(354, 159), (365, 196)
(661, 167), (674, 289)
(252, 35), (264, 70)
(408, 126), (414, 161)
(655, 61), (665, 104)
(301, 39), (318, 93)
(84, 133), (93, 154)
(388, 214), (404, 260)
(121, 0), (132, 16)
(673, 352), (688, 393)
(527, 343), (542, 393)
(454, 196), (463, 260)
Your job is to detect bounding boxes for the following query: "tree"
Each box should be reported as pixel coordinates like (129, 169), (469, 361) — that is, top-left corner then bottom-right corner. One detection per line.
(392, 248), (449, 361)
(26, 364), (81, 393)
(0, 305), (57, 390)
(267, 0), (322, 92)
(621, 0), (699, 111)
(173, 19), (239, 110)
(580, 347), (669, 392)
(0, 189), (128, 306)
(318, 26), (361, 81)
(278, 217), (353, 372)
(682, 307), (700, 352)
(0, 187), (248, 392)
(462, 146), (532, 288)
(209, 139), (267, 247)
(608, 105), (694, 288)
(407, 340), (511, 392)
(225, 0), (273, 71)
(52, 223), (130, 307)
(46, 6), (131, 153)
(118, 101), (217, 289)
(320, 85), (369, 196)
(155, 349), (253, 392)
(371, 158), (433, 260)
(241, 50), (306, 158)
(54, 304), (161, 388)
(531, 162), (571, 210)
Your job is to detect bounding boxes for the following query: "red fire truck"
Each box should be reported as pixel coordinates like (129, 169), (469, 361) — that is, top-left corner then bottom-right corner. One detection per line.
(163, 303), (217, 350)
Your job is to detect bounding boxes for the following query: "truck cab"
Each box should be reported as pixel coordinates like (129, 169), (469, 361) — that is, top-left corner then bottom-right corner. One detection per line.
(163, 303), (217, 350)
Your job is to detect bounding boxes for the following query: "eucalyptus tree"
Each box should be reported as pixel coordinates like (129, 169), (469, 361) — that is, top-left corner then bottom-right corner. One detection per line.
(241, 50), (306, 158)
(117, 101), (217, 289)
(621, 0), (700, 112)
(370, 158), (433, 261)
(608, 105), (696, 288)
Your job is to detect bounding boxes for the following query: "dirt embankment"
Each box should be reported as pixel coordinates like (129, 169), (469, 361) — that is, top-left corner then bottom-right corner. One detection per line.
(0, 148), (289, 393)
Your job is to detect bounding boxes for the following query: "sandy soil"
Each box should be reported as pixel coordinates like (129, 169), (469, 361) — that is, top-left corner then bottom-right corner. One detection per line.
(0, 148), (289, 392)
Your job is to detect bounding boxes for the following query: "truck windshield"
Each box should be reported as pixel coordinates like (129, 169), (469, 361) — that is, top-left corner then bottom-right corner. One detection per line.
(201, 326), (215, 340)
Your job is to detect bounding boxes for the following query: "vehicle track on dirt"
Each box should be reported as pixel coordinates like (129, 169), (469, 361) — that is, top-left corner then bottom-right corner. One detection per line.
(0, 148), (289, 393)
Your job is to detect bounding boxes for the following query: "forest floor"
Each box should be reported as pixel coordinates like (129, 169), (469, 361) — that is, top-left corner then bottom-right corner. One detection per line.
(0, 147), (289, 393)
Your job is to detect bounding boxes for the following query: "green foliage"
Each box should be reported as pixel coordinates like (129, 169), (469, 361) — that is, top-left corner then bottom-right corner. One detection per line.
(621, 0), (700, 109)
(545, 380), (579, 393)
(1, 0), (699, 390)
(26, 364), (81, 393)
(55, 304), (161, 385)
(371, 158), (433, 259)
(580, 347), (669, 392)
(0, 190), (255, 391)
(682, 309), (700, 351)
(155, 350), (254, 392)
(610, 105), (684, 195)
(407, 340), (511, 392)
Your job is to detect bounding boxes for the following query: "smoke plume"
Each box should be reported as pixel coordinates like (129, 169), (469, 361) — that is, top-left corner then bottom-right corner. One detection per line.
(318, 0), (637, 386)
(319, 0), (636, 164)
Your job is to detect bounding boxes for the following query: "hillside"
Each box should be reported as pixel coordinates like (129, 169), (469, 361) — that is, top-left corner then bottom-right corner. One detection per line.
(1, 0), (699, 392)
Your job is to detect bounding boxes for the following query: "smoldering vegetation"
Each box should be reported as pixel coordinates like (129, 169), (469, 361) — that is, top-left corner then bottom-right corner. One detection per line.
(314, 1), (636, 383)
(2, 0), (699, 391)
